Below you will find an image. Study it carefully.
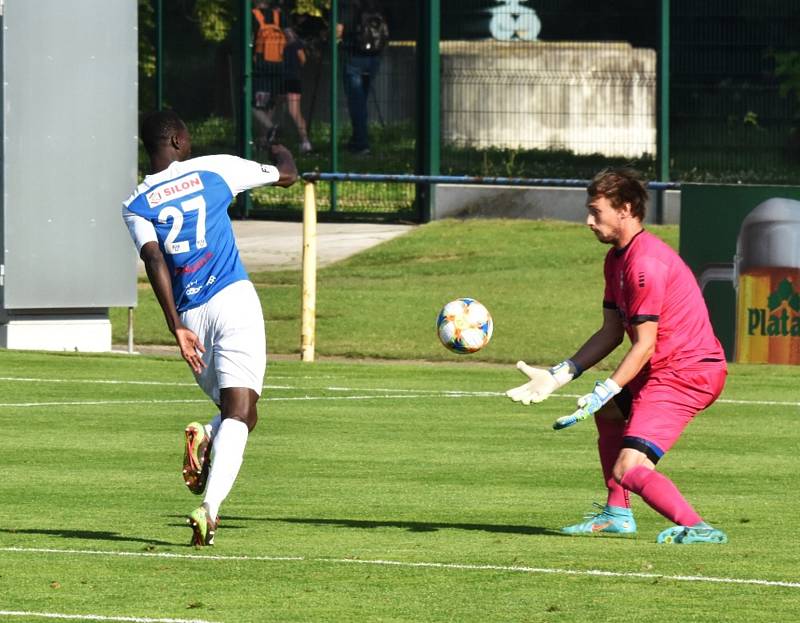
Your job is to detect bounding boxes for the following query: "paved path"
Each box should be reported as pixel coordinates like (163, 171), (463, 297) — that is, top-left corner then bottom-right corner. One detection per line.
(137, 220), (415, 274)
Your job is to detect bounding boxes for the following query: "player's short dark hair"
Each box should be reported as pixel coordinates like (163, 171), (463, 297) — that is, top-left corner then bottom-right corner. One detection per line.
(140, 110), (187, 156)
(587, 167), (648, 220)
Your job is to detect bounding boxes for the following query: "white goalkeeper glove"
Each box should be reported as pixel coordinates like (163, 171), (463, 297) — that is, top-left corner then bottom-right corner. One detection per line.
(552, 378), (622, 430)
(505, 359), (581, 405)
(577, 378), (622, 415)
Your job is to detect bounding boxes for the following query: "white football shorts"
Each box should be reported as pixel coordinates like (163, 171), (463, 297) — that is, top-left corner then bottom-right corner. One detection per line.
(181, 279), (266, 403)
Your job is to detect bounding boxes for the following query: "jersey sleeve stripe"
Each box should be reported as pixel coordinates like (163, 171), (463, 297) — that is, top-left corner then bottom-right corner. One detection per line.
(631, 314), (659, 324)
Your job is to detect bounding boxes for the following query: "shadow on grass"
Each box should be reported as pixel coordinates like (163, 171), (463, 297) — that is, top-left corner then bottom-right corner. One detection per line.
(0, 527), (173, 547)
(222, 516), (564, 537)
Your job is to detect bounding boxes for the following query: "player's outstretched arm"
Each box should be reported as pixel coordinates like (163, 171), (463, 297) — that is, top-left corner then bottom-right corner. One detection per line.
(505, 359), (580, 405)
(510, 308), (624, 409)
(553, 320), (655, 430)
(269, 144), (298, 187)
(568, 307), (626, 370)
(140, 242), (206, 374)
(506, 310), (623, 405)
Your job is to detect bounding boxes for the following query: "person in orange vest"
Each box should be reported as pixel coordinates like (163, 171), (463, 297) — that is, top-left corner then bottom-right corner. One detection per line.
(252, 1), (286, 150)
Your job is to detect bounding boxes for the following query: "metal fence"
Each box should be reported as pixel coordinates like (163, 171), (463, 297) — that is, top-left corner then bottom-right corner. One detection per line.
(671, 1), (800, 184)
(139, 0), (800, 222)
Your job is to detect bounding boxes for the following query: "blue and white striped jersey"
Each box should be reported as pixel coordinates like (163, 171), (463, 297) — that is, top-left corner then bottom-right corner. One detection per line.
(123, 155), (279, 312)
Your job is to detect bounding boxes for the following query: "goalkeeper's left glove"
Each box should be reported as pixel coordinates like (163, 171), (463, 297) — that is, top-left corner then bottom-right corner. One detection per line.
(576, 378), (622, 416)
(552, 378), (622, 430)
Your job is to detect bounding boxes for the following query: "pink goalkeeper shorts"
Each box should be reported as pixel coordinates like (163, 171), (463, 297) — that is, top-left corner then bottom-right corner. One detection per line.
(623, 362), (727, 457)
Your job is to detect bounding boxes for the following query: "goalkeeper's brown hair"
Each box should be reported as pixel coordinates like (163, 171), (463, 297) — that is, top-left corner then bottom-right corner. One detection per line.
(587, 168), (649, 220)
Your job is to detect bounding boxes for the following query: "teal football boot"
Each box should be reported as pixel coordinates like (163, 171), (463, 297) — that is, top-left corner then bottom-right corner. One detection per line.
(656, 524), (728, 544)
(561, 503), (637, 535)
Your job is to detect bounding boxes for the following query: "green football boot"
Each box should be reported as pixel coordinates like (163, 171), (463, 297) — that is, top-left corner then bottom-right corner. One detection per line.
(656, 525), (728, 544)
(182, 422), (211, 495)
(561, 503), (637, 535)
(188, 503), (218, 547)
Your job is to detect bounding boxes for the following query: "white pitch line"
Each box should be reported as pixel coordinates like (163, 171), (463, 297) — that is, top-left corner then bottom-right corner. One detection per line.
(0, 393), (501, 409)
(0, 375), (796, 408)
(0, 376), (293, 390)
(0, 375), (495, 395)
(1, 391), (797, 409)
(559, 393), (800, 408)
(2, 546), (798, 590)
(716, 397), (800, 407)
(324, 386), (502, 397)
(0, 377), (197, 387)
(277, 387), (800, 407)
(0, 611), (220, 623)
(0, 399), (209, 408)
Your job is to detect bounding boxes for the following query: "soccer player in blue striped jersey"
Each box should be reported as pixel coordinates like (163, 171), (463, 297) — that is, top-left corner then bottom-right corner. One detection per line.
(122, 110), (297, 546)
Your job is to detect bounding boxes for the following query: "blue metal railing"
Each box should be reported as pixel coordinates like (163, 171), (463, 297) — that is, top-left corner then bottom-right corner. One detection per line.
(301, 172), (681, 191)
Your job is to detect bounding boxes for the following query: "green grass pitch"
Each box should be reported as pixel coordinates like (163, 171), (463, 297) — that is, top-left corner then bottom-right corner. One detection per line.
(1, 349), (799, 622)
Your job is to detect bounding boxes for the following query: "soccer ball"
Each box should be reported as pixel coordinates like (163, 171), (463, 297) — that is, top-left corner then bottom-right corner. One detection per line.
(436, 298), (493, 354)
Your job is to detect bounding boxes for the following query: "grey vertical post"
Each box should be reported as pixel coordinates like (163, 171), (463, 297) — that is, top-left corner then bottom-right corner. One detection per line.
(0, 0), (138, 351)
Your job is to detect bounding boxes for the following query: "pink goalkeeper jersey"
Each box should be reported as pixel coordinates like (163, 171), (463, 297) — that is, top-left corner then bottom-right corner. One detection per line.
(603, 230), (725, 372)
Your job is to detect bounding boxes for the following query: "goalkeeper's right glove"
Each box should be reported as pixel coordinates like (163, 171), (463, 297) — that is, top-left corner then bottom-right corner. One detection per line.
(505, 359), (581, 405)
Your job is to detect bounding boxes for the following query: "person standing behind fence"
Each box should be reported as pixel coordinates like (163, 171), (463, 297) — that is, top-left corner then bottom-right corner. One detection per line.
(337, 0), (389, 155)
(252, 1), (286, 149)
(283, 26), (312, 154)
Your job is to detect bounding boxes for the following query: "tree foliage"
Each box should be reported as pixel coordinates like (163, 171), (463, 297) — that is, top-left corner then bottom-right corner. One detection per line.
(185, 0), (332, 42)
(139, 0), (333, 49)
(774, 51), (800, 107)
(295, 0), (330, 18)
(139, 0), (156, 78)
(194, 0), (234, 42)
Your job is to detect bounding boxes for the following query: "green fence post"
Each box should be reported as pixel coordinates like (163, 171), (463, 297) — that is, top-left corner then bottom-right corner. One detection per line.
(330, 0), (339, 213)
(656, 0), (670, 224)
(239, 0), (253, 218)
(155, 0), (163, 110)
(416, 0), (440, 222)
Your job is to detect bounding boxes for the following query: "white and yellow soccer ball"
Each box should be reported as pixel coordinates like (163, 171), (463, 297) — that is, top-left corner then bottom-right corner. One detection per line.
(436, 298), (494, 354)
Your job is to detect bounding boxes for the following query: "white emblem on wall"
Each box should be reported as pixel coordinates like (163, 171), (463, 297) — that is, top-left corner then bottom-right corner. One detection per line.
(489, 0), (541, 41)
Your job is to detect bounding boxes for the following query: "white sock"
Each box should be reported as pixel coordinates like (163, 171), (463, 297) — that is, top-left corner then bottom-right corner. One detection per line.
(203, 418), (249, 519)
(204, 413), (222, 439)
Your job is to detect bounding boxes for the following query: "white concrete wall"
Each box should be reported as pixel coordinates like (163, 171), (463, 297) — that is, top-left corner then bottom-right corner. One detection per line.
(440, 41), (656, 158)
(314, 40), (657, 159)
(433, 185), (680, 225)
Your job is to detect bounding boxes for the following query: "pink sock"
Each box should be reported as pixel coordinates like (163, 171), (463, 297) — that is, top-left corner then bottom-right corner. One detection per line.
(621, 465), (702, 526)
(595, 416), (630, 508)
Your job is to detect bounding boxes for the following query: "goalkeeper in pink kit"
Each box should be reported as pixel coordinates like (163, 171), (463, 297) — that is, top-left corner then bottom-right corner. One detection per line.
(507, 168), (728, 544)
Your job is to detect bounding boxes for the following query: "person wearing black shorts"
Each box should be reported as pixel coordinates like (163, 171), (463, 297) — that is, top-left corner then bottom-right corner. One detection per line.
(282, 27), (312, 153)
